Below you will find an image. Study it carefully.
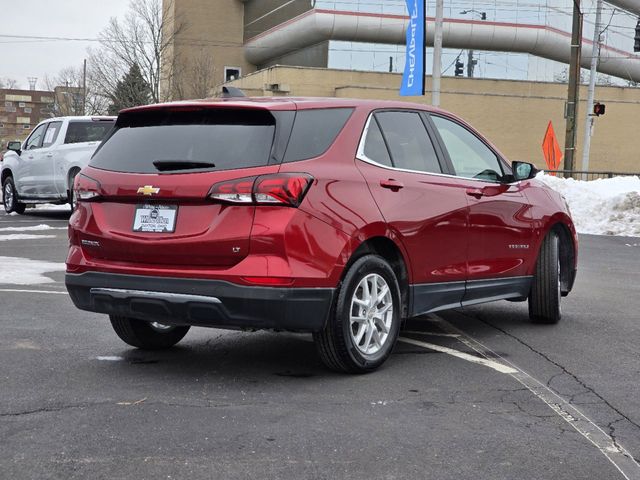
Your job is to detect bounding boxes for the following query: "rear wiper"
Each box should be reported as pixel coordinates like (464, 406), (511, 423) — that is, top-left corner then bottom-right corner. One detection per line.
(152, 160), (216, 172)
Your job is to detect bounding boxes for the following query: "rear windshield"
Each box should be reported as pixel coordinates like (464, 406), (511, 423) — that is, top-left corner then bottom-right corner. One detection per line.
(90, 109), (276, 174)
(65, 121), (114, 144)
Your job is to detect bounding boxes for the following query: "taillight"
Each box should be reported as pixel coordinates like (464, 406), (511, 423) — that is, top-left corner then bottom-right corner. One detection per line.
(209, 173), (313, 207)
(74, 174), (101, 201)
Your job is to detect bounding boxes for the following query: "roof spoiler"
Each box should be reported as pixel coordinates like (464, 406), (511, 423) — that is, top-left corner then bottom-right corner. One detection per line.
(221, 86), (246, 98)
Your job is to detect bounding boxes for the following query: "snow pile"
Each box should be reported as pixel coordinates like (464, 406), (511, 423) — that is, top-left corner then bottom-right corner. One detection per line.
(537, 173), (640, 237)
(0, 256), (65, 284)
(0, 234), (57, 241)
(0, 224), (65, 232)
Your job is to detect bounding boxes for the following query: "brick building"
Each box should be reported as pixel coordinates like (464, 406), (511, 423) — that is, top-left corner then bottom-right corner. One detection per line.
(0, 89), (55, 147)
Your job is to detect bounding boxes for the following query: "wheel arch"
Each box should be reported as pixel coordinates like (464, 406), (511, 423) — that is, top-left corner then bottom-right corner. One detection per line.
(343, 236), (411, 319)
(67, 166), (82, 194)
(1, 167), (13, 185)
(539, 220), (576, 295)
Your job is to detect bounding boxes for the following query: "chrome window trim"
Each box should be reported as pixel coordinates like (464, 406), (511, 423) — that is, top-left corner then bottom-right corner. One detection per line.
(356, 112), (517, 185)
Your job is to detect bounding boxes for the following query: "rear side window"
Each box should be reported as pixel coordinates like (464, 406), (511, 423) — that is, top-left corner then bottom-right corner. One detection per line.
(362, 117), (392, 167)
(375, 111), (441, 174)
(65, 121), (114, 144)
(90, 109), (277, 174)
(43, 121), (62, 148)
(284, 108), (353, 162)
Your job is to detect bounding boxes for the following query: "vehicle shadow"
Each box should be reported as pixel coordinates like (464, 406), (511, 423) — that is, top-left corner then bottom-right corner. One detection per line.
(22, 208), (71, 220)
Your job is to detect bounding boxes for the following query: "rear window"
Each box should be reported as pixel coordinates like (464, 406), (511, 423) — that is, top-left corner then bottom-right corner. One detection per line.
(283, 108), (353, 163)
(90, 109), (277, 174)
(65, 121), (114, 144)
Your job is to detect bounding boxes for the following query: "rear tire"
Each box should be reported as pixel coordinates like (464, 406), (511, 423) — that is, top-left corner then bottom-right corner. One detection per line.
(528, 232), (562, 324)
(3, 176), (26, 214)
(314, 255), (401, 373)
(109, 315), (190, 350)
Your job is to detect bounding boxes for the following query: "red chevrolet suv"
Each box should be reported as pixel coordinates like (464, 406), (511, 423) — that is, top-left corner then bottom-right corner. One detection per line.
(65, 97), (577, 373)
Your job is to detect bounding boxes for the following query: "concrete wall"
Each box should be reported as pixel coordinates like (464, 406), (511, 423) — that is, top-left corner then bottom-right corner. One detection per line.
(227, 66), (640, 173)
(244, 0), (313, 41)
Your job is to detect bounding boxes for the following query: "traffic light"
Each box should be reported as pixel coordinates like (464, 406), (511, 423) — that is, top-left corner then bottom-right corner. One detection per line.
(635, 18), (640, 53)
(593, 102), (606, 116)
(455, 59), (464, 77)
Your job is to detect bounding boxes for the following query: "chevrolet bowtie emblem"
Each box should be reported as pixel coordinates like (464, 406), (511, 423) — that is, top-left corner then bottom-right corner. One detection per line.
(137, 185), (160, 196)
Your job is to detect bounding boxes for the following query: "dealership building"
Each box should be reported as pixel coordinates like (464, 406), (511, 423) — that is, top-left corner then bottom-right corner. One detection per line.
(161, 0), (640, 172)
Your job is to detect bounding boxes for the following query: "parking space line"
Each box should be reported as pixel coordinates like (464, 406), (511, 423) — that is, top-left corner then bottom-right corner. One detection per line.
(398, 337), (518, 374)
(431, 314), (640, 480)
(0, 289), (68, 295)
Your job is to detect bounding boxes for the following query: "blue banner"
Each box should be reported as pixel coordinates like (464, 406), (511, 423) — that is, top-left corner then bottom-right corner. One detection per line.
(400, 0), (425, 96)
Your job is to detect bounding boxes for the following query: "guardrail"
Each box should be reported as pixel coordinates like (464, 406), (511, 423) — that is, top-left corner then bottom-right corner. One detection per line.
(545, 170), (640, 181)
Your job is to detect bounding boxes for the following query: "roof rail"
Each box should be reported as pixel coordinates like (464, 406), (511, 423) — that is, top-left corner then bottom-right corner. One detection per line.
(221, 86), (246, 98)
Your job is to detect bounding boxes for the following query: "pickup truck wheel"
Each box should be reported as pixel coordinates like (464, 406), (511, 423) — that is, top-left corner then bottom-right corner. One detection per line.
(528, 232), (562, 324)
(109, 315), (190, 350)
(313, 255), (401, 373)
(3, 176), (26, 214)
(68, 169), (80, 210)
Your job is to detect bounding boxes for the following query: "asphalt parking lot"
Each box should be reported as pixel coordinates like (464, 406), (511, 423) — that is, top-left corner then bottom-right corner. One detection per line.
(1, 207), (639, 480)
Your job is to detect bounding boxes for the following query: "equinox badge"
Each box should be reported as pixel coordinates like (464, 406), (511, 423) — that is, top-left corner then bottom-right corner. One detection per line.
(137, 185), (160, 196)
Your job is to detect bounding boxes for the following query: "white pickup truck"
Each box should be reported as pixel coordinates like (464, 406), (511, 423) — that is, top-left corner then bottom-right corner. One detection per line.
(1, 116), (115, 214)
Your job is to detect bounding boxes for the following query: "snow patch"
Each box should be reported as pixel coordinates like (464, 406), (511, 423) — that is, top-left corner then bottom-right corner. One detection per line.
(537, 173), (640, 237)
(0, 224), (66, 232)
(0, 234), (57, 241)
(0, 256), (65, 285)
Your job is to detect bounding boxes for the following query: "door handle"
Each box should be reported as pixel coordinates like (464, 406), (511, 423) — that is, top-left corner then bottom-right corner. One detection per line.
(46, 153), (54, 158)
(466, 188), (484, 199)
(380, 179), (404, 191)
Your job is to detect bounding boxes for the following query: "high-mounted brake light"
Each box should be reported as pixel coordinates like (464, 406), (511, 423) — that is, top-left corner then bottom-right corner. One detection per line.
(208, 173), (313, 207)
(74, 174), (101, 201)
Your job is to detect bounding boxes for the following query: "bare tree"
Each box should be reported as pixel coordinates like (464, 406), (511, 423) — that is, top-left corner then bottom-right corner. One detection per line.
(43, 65), (108, 116)
(170, 49), (216, 100)
(0, 78), (19, 89)
(90, 0), (184, 105)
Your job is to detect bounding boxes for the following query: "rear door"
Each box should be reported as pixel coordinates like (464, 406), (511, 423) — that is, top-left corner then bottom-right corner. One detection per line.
(428, 114), (536, 290)
(34, 121), (63, 196)
(355, 110), (469, 315)
(80, 106), (292, 268)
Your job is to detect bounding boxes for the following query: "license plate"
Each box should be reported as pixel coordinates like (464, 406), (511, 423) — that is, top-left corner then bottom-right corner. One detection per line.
(132, 204), (178, 233)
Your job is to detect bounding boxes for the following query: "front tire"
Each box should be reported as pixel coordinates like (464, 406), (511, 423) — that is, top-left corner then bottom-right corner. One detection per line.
(109, 315), (190, 350)
(314, 255), (402, 373)
(528, 232), (562, 324)
(3, 176), (26, 214)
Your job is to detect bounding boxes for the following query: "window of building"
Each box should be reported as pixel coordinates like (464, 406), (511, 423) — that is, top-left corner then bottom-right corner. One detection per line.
(18, 102), (25, 108)
(5, 101), (13, 107)
(24, 107), (32, 113)
(6, 107), (16, 113)
(224, 67), (242, 82)
(23, 124), (30, 130)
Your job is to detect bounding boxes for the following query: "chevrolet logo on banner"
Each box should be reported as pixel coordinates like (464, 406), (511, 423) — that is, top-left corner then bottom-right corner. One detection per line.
(400, 0), (426, 96)
(137, 185), (160, 196)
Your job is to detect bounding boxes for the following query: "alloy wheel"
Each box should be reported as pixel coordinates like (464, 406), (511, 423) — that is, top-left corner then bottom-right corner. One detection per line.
(349, 273), (394, 355)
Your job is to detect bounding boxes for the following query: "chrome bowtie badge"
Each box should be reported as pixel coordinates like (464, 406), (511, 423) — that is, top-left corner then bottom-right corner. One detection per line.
(137, 185), (160, 196)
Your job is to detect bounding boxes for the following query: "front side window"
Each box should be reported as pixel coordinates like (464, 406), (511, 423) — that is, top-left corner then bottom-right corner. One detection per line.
(431, 116), (504, 182)
(375, 111), (441, 174)
(25, 123), (48, 150)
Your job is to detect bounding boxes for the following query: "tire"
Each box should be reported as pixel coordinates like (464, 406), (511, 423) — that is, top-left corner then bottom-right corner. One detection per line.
(68, 169), (80, 210)
(528, 232), (562, 324)
(109, 315), (190, 350)
(3, 176), (26, 214)
(313, 254), (402, 373)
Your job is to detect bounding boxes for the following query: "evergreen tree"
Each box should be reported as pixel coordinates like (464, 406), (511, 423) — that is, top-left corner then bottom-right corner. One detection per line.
(108, 64), (151, 115)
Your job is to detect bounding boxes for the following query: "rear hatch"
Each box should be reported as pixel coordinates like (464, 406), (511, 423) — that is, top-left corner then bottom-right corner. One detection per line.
(78, 105), (294, 268)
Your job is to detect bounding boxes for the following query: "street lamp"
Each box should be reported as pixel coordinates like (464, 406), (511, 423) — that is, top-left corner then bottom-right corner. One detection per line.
(460, 10), (487, 78)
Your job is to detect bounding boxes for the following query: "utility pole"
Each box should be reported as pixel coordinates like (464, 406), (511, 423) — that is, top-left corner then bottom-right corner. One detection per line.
(82, 59), (87, 116)
(563, 0), (583, 174)
(432, 0), (444, 107)
(581, 0), (603, 177)
(467, 49), (475, 78)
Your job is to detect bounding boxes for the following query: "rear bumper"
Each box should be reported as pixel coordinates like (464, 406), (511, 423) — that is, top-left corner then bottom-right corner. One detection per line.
(65, 272), (335, 332)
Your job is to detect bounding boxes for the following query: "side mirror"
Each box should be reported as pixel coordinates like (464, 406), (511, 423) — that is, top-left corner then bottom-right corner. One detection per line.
(7, 141), (21, 153)
(512, 161), (538, 181)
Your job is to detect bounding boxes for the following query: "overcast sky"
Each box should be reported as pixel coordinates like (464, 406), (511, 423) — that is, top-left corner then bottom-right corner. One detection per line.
(0, 0), (130, 90)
